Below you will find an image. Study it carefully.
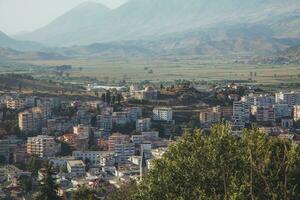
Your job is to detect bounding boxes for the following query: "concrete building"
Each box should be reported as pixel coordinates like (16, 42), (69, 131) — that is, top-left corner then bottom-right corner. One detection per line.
(253, 106), (275, 122)
(18, 107), (44, 133)
(72, 151), (101, 167)
(153, 107), (173, 122)
(281, 119), (294, 129)
(126, 107), (143, 122)
(132, 86), (158, 101)
(66, 160), (86, 177)
(108, 133), (131, 151)
(242, 94), (275, 107)
(274, 104), (292, 119)
(97, 114), (113, 130)
(73, 124), (90, 135)
(232, 101), (250, 129)
(294, 105), (300, 122)
(27, 135), (59, 158)
(276, 92), (300, 107)
(0, 137), (23, 163)
(6, 98), (25, 110)
(112, 112), (129, 125)
(199, 106), (221, 125)
(136, 118), (151, 132)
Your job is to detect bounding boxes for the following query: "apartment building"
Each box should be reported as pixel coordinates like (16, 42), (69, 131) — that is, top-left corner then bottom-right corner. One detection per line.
(199, 106), (221, 125)
(136, 118), (151, 132)
(253, 106), (275, 122)
(27, 135), (58, 158)
(276, 92), (300, 107)
(18, 107), (44, 133)
(232, 101), (250, 129)
(97, 114), (113, 130)
(153, 107), (173, 122)
(72, 151), (101, 166)
(66, 160), (86, 177)
(6, 98), (25, 110)
(294, 105), (300, 122)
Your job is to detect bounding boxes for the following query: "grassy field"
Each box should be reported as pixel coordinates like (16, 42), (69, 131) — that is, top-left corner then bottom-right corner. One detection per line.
(15, 55), (300, 85)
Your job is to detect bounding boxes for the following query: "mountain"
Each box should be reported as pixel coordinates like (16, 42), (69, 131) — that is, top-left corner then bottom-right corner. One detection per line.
(0, 47), (66, 60)
(18, 0), (300, 47)
(281, 44), (300, 59)
(18, 2), (111, 46)
(0, 31), (44, 51)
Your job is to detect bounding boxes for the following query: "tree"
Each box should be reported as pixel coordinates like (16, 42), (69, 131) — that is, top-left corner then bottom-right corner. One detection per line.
(101, 93), (106, 102)
(0, 155), (6, 165)
(132, 124), (300, 200)
(108, 181), (138, 200)
(34, 164), (62, 200)
(73, 187), (103, 200)
(117, 93), (122, 105)
(18, 175), (33, 193)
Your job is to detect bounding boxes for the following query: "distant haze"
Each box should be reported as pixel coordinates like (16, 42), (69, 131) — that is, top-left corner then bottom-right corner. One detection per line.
(0, 0), (127, 35)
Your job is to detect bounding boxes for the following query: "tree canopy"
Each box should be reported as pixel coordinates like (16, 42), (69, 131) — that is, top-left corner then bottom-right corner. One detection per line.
(127, 124), (300, 200)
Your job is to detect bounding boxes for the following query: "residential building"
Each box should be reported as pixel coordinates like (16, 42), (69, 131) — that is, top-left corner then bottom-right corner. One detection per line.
(281, 119), (293, 129)
(108, 133), (130, 151)
(66, 160), (86, 177)
(199, 106), (221, 125)
(72, 151), (101, 167)
(97, 114), (113, 130)
(73, 124), (90, 135)
(126, 107), (143, 122)
(232, 101), (250, 129)
(274, 104), (292, 119)
(294, 105), (300, 122)
(112, 112), (129, 125)
(253, 106), (275, 122)
(153, 107), (173, 122)
(132, 86), (158, 101)
(6, 98), (25, 110)
(18, 107), (44, 133)
(136, 118), (151, 132)
(27, 135), (59, 158)
(276, 92), (300, 106)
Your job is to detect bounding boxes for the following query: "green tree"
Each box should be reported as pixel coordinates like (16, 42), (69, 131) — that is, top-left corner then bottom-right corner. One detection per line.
(73, 187), (103, 200)
(18, 175), (33, 193)
(132, 124), (300, 200)
(34, 165), (62, 200)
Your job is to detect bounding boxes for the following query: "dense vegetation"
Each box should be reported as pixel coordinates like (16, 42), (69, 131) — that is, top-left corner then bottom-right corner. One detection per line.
(121, 124), (300, 200)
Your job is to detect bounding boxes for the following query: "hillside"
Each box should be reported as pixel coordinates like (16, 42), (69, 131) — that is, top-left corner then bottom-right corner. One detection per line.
(17, 2), (111, 47)
(281, 44), (300, 59)
(17, 0), (300, 46)
(0, 31), (44, 51)
(0, 47), (66, 60)
(47, 24), (296, 58)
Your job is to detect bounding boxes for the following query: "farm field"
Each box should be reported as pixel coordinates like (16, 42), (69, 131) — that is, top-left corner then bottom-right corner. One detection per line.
(11, 55), (300, 85)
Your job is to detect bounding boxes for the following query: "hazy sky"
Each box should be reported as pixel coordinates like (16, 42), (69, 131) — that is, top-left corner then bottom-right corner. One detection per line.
(0, 0), (127, 35)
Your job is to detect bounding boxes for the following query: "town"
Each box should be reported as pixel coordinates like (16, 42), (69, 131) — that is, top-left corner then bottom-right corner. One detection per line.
(0, 77), (300, 199)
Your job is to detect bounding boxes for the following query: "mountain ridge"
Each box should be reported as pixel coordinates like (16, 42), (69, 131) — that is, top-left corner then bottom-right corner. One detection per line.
(16, 0), (300, 46)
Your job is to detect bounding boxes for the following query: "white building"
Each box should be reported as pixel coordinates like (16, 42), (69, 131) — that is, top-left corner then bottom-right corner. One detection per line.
(73, 125), (90, 135)
(153, 107), (173, 122)
(67, 160), (86, 177)
(72, 151), (101, 167)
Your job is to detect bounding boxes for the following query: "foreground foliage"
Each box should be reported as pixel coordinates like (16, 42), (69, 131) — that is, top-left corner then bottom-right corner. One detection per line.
(127, 124), (300, 200)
